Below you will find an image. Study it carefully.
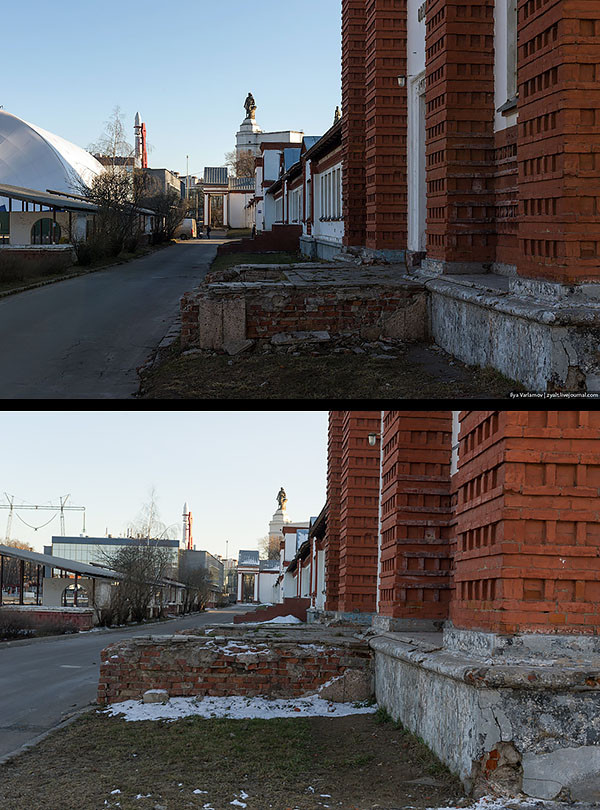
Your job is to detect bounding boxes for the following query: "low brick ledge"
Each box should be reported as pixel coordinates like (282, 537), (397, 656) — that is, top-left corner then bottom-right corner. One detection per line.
(98, 629), (373, 705)
(180, 264), (428, 350)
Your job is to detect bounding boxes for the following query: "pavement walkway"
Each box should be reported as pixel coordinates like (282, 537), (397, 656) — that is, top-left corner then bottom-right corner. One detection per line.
(0, 239), (231, 399)
(0, 604), (250, 760)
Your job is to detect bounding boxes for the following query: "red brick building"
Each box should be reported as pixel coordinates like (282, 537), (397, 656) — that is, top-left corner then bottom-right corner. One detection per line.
(339, 1), (600, 391)
(323, 409), (600, 636)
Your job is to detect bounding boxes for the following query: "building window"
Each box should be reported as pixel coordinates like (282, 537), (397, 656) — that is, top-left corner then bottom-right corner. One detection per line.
(290, 188), (302, 223)
(319, 166), (343, 220)
(451, 411), (460, 476)
(31, 218), (61, 245)
(507, 0), (517, 101)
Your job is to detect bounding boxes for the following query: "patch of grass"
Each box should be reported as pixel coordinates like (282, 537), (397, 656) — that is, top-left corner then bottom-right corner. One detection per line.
(0, 711), (465, 810)
(226, 228), (252, 238)
(138, 339), (520, 400)
(394, 719), (456, 778)
(374, 706), (393, 724)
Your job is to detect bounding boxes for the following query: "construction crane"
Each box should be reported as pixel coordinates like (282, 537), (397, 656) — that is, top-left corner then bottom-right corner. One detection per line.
(1, 493), (86, 542)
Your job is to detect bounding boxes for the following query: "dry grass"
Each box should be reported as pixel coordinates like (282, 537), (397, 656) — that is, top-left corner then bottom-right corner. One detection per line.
(0, 710), (466, 810)
(138, 340), (521, 400)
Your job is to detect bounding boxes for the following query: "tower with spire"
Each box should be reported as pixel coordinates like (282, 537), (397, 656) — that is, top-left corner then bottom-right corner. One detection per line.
(134, 112), (148, 169)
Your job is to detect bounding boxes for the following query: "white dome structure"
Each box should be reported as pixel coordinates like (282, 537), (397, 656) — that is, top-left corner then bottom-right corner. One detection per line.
(0, 109), (103, 195)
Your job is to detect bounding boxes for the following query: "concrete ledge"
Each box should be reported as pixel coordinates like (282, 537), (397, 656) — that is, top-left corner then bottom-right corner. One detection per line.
(370, 632), (600, 799)
(417, 270), (600, 391)
(372, 615), (446, 633)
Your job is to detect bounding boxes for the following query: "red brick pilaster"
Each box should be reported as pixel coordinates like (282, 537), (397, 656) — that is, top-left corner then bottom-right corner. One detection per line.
(338, 411), (381, 613)
(378, 411), (453, 621)
(341, 0), (367, 247)
(364, 0), (408, 252)
(425, 0), (496, 266)
(452, 411), (600, 634)
(517, 0), (600, 282)
(493, 126), (519, 268)
(324, 412), (343, 611)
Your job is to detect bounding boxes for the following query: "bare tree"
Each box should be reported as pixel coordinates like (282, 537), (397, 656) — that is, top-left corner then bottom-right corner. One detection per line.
(224, 149), (256, 178)
(139, 177), (188, 242)
(127, 487), (177, 542)
(179, 566), (212, 613)
(88, 106), (134, 165)
(73, 106), (154, 261)
(258, 534), (280, 561)
(78, 167), (151, 258)
(101, 541), (173, 624)
(97, 489), (178, 625)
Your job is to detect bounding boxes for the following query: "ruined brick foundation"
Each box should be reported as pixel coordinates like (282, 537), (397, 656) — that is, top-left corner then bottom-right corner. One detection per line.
(180, 263), (427, 350)
(98, 625), (373, 705)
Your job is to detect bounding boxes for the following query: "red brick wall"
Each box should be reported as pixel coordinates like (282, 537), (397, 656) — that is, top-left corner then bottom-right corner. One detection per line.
(516, 0), (600, 282)
(341, 0), (367, 247)
(216, 225), (301, 255)
(338, 411), (381, 613)
(180, 285), (427, 348)
(378, 411), (453, 620)
(98, 636), (372, 704)
(325, 412), (343, 611)
(364, 0), (408, 251)
(425, 0), (496, 264)
(493, 125), (519, 267)
(451, 411), (600, 634)
(243, 288), (426, 340)
(0, 607), (94, 631)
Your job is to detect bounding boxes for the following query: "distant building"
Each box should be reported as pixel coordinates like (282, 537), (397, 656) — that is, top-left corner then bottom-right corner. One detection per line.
(93, 155), (136, 173)
(222, 557), (238, 602)
(236, 491), (312, 604)
(179, 549), (224, 606)
(236, 551), (280, 603)
(143, 168), (184, 197)
(50, 535), (180, 575)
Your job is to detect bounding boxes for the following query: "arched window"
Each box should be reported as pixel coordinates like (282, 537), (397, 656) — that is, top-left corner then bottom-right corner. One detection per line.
(62, 583), (89, 607)
(31, 218), (61, 245)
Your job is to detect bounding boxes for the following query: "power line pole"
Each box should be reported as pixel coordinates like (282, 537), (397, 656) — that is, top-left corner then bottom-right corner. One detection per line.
(0, 493), (86, 539)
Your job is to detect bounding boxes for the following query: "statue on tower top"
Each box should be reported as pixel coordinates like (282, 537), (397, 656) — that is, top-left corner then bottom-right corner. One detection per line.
(244, 92), (257, 120)
(276, 487), (287, 511)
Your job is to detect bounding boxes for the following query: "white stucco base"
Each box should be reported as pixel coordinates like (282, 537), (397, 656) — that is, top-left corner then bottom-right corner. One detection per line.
(416, 269), (600, 392)
(371, 629), (600, 800)
(299, 235), (343, 261)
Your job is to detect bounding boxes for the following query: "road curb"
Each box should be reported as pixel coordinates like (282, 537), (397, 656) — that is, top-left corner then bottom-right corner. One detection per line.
(0, 703), (97, 766)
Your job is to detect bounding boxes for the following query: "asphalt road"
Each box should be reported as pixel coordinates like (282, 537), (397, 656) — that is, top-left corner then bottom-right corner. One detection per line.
(0, 604), (251, 760)
(0, 239), (225, 399)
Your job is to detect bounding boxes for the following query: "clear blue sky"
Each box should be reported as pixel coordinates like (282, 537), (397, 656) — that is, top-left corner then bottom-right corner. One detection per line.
(2, 411), (328, 559)
(2, 0), (342, 175)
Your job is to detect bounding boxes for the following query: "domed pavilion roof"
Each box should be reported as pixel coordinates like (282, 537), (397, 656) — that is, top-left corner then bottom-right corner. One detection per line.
(0, 109), (103, 195)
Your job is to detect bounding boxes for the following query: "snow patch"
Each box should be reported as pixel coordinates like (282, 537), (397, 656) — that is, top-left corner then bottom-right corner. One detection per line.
(103, 694), (378, 722)
(427, 797), (556, 810)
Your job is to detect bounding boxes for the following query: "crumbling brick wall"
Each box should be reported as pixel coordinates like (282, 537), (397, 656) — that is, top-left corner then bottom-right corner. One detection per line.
(97, 634), (372, 705)
(180, 283), (428, 349)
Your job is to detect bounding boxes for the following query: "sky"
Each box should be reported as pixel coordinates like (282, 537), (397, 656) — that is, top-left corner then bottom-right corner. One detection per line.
(1, 411), (328, 559)
(2, 0), (342, 175)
